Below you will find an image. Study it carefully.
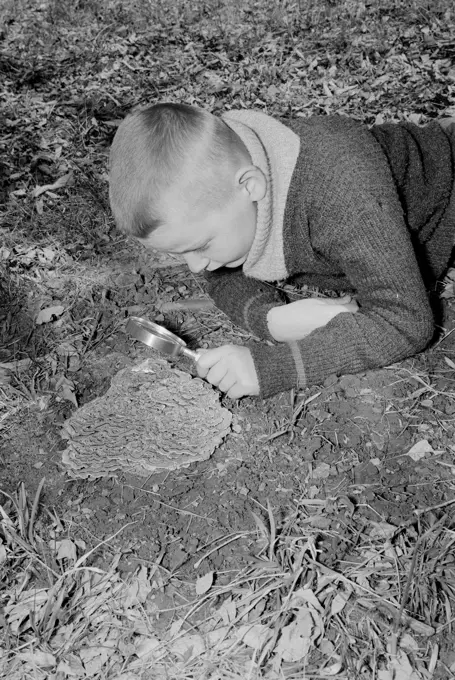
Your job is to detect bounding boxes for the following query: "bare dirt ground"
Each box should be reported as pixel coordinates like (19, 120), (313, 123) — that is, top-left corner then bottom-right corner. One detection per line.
(1, 1), (455, 678)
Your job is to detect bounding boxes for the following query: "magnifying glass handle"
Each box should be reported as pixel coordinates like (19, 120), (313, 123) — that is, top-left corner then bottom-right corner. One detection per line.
(182, 347), (201, 362)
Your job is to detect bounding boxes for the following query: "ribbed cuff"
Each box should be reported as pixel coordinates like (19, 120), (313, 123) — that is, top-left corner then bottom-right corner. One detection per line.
(249, 342), (305, 398)
(244, 299), (286, 341)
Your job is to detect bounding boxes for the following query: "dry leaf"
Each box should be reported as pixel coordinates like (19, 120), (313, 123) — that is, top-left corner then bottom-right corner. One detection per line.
(5, 588), (49, 633)
(399, 634), (419, 651)
(206, 626), (231, 647)
(217, 598), (236, 625)
(124, 566), (151, 606)
(79, 646), (111, 676)
(290, 587), (324, 613)
(36, 305), (65, 325)
(55, 538), (77, 562)
(378, 651), (421, 679)
(406, 440), (434, 462)
(312, 462), (331, 479)
(135, 635), (161, 659)
(35, 196), (44, 214)
(170, 633), (205, 659)
(369, 521), (397, 540)
(0, 544), (7, 565)
(330, 590), (351, 616)
(196, 570), (214, 595)
(238, 624), (272, 650)
(32, 171), (74, 198)
(18, 651), (56, 668)
(60, 383), (78, 407)
(56, 655), (85, 676)
(275, 607), (315, 661)
(323, 661), (344, 676)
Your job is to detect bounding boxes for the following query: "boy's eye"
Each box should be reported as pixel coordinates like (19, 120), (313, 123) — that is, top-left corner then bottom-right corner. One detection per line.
(196, 243), (210, 253)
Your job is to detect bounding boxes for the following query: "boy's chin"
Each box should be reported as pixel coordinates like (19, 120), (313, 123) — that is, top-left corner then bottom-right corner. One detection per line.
(225, 255), (247, 268)
(205, 254), (247, 270)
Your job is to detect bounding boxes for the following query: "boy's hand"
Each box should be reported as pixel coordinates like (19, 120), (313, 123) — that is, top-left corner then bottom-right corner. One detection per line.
(196, 345), (260, 399)
(267, 296), (359, 342)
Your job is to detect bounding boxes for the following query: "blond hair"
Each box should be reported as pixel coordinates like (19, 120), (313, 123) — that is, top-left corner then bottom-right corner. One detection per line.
(109, 103), (249, 237)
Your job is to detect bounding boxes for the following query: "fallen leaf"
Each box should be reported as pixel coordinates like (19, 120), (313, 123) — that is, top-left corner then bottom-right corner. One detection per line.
(406, 439), (434, 462)
(238, 624), (272, 650)
(56, 655), (86, 676)
(312, 462), (331, 479)
(5, 588), (49, 633)
(124, 566), (152, 606)
(36, 305), (65, 325)
(290, 587), (324, 613)
(378, 651), (421, 679)
(330, 589), (351, 616)
(207, 626), (230, 647)
(135, 635), (161, 659)
(0, 544), (7, 564)
(400, 633), (420, 652)
(217, 598), (236, 625)
(18, 651), (56, 668)
(60, 384), (78, 407)
(323, 661), (344, 676)
(55, 538), (77, 562)
(79, 646), (111, 676)
(275, 607), (316, 661)
(38, 247), (57, 263)
(170, 633), (205, 659)
(369, 521), (397, 540)
(35, 196), (44, 214)
(196, 570), (214, 595)
(32, 171), (74, 198)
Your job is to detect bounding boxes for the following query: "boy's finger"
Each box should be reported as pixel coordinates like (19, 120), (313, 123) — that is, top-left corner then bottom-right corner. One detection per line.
(227, 384), (244, 400)
(218, 374), (236, 393)
(195, 346), (230, 370)
(206, 363), (228, 387)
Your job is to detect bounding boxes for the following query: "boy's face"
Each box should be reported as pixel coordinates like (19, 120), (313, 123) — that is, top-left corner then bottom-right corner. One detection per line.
(139, 178), (260, 273)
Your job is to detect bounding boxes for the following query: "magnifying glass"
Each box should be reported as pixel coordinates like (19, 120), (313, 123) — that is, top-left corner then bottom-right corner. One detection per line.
(126, 316), (201, 362)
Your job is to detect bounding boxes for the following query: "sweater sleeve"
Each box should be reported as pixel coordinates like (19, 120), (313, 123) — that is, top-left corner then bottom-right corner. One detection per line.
(204, 267), (287, 340)
(250, 131), (435, 397)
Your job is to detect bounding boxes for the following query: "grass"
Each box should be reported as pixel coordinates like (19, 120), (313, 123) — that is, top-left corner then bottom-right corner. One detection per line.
(1, 483), (454, 678)
(1, 0), (455, 677)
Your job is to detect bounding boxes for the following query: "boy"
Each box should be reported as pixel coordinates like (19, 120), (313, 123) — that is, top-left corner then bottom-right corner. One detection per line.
(109, 103), (455, 400)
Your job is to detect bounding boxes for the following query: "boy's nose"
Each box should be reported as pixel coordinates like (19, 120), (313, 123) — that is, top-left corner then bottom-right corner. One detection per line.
(184, 252), (209, 273)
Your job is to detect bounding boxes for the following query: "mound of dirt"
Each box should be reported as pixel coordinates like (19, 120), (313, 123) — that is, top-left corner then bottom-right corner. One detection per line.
(61, 357), (232, 478)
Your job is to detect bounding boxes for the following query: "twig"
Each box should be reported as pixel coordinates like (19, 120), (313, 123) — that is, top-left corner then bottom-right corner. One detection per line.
(432, 327), (455, 349)
(414, 497), (455, 516)
(391, 514), (448, 654)
(391, 538), (420, 643)
(28, 477), (45, 545)
(81, 310), (103, 356)
(193, 532), (250, 569)
(160, 298), (215, 312)
(125, 484), (215, 522)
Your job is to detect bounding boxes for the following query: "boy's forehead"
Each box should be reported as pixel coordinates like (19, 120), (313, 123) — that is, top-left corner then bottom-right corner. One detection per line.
(140, 221), (205, 252)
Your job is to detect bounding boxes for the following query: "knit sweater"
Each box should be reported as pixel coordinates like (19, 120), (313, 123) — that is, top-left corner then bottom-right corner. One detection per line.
(205, 112), (455, 398)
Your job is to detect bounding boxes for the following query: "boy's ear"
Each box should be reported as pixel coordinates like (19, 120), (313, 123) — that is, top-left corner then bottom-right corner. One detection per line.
(235, 166), (267, 202)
